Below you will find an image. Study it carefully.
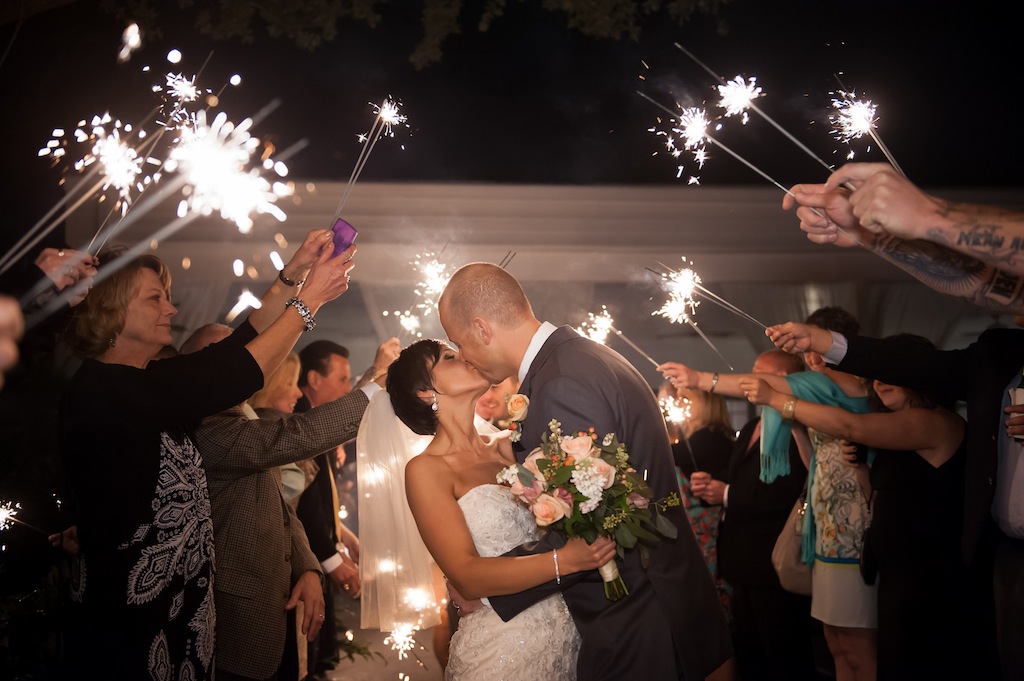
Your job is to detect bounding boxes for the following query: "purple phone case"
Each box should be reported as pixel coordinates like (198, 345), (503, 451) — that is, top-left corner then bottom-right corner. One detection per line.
(331, 218), (358, 256)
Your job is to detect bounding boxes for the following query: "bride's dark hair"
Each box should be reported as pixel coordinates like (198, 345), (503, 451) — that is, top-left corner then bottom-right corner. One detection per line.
(387, 339), (443, 436)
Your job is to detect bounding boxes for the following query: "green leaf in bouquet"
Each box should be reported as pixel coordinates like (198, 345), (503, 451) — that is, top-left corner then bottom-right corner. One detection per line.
(515, 466), (536, 488)
(653, 510), (678, 539)
(615, 522), (638, 548)
(630, 523), (660, 542)
(549, 465), (574, 487)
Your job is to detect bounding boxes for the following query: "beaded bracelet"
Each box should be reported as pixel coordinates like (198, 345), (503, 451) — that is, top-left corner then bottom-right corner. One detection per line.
(285, 297), (316, 332)
(553, 548), (561, 585)
(278, 270), (305, 287)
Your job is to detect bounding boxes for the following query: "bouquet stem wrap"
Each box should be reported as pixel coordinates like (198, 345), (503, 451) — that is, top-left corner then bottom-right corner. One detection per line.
(599, 559), (628, 600)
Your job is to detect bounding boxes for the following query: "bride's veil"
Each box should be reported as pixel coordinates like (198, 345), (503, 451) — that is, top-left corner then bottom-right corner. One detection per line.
(356, 390), (440, 632)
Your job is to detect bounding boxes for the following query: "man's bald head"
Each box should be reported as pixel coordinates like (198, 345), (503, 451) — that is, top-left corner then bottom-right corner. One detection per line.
(438, 262), (535, 331)
(752, 349), (804, 376)
(180, 323), (233, 355)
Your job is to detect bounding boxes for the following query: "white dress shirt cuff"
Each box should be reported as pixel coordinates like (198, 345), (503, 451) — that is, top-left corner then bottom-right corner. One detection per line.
(822, 331), (849, 365)
(723, 483), (730, 508)
(321, 552), (344, 574)
(361, 382), (381, 400)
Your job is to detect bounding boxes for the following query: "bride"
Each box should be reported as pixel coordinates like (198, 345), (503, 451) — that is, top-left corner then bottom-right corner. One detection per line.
(364, 339), (615, 679)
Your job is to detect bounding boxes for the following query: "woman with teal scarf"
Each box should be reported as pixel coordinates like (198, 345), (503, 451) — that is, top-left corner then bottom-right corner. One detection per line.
(660, 346), (878, 681)
(748, 329), (987, 681)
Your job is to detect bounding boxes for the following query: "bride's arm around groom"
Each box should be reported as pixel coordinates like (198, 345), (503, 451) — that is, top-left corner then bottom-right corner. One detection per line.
(437, 263), (734, 681)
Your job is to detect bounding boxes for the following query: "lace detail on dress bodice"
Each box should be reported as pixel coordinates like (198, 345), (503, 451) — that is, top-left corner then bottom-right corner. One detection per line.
(447, 484), (580, 681)
(457, 484), (542, 557)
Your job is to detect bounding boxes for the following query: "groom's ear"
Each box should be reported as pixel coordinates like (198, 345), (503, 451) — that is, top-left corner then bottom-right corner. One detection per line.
(471, 316), (492, 345)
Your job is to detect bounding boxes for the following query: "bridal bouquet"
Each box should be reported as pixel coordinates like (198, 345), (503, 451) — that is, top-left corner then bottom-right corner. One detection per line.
(497, 419), (680, 600)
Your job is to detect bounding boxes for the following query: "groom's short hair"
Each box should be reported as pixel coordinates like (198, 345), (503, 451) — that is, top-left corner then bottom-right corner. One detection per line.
(440, 262), (532, 329)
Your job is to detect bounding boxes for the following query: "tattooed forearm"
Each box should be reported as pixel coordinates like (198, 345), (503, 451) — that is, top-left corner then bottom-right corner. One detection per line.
(923, 208), (1024, 274)
(869, 234), (1024, 313)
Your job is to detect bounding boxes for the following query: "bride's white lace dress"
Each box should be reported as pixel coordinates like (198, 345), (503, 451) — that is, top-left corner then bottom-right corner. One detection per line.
(446, 484), (580, 680)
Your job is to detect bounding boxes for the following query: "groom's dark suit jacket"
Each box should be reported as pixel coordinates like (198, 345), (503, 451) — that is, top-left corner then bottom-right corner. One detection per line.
(490, 326), (733, 681)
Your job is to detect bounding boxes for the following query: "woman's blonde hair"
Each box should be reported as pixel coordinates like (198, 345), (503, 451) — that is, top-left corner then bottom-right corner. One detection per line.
(679, 388), (733, 439)
(65, 249), (171, 358)
(249, 352), (301, 410)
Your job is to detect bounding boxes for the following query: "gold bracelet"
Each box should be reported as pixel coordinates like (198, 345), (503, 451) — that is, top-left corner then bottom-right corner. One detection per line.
(781, 398), (797, 421)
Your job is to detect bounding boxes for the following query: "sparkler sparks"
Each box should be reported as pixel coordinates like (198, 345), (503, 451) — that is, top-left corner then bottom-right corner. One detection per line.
(576, 306), (660, 368)
(659, 395), (692, 425)
(384, 622), (418, 660)
(717, 76), (762, 124)
(165, 110), (288, 232)
(654, 266), (701, 325)
(575, 307), (614, 344)
(830, 89), (905, 175)
(0, 500), (21, 532)
(830, 91), (877, 144)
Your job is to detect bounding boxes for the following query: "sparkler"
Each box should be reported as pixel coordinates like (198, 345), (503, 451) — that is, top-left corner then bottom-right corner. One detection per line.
(331, 97), (408, 223)
(830, 90), (906, 176)
(659, 395), (699, 471)
(164, 109), (288, 234)
(639, 92), (863, 247)
(386, 251), (454, 338)
(652, 259), (767, 330)
(673, 43), (838, 175)
(0, 500), (47, 535)
(576, 306), (661, 369)
(651, 261), (734, 371)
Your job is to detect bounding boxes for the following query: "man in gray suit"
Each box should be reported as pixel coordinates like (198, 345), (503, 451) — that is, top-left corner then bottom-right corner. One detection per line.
(438, 263), (733, 681)
(185, 324), (386, 681)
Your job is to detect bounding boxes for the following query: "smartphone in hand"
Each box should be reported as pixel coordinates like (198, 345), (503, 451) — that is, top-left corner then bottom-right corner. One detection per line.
(331, 218), (358, 257)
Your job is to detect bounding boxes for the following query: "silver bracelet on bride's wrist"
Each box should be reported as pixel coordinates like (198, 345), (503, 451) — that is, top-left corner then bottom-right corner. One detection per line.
(553, 548), (561, 585)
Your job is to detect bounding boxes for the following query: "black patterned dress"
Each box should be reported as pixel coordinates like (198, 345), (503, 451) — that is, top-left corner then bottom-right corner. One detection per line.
(59, 322), (262, 680)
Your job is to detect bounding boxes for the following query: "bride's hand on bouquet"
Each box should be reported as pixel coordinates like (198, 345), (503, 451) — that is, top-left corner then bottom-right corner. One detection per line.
(561, 536), (617, 573)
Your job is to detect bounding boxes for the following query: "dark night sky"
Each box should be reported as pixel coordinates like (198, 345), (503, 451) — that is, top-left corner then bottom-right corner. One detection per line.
(1, 0), (1021, 247)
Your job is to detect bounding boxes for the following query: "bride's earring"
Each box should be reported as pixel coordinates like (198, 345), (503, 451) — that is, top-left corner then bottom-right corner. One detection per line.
(431, 393), (438, 412)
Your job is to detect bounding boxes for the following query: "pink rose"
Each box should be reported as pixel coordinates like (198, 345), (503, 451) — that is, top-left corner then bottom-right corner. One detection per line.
(522, 479), (546, 502)
(626, 492), (650, 509)
(531, 493), (572, 526)
(509, 477), (526, 497)
(588, 457), (617, 489)
(552, 486), (575, 509)
(523, 449), (546, 478)
(561, 435), (597, 460)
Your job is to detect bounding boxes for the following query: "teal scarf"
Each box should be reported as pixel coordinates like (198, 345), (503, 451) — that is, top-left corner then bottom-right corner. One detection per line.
(759, 371), (871, 564)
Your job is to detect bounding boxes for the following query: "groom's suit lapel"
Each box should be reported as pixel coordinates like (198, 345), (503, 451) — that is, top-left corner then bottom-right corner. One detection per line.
(512, 326), (579, 457)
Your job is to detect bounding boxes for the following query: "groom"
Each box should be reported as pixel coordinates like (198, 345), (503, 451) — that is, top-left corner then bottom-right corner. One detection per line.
(439, 263), (732, 680)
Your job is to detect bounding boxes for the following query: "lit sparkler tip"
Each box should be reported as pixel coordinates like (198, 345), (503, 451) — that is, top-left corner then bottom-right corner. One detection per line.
(368, 97), (409, 139)
(384, 623), (419, 660)
(829, 91), (878, 143)
(0, 500), (22, 532)
(576, 306), (614, 345)
(717, 75), (763, 121)
(659, 396), (692, 425)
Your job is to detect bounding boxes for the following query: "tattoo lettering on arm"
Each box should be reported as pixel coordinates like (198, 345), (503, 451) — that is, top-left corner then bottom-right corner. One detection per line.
(870, 234), (1024, 313)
